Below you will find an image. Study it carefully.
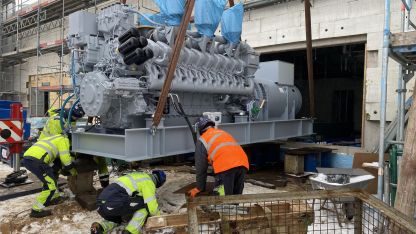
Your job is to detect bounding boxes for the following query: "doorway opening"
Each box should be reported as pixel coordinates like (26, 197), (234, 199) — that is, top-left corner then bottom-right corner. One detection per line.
(261, 43), (365, 145)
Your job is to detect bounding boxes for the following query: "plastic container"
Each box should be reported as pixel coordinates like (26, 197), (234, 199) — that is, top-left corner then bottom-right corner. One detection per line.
(304, 153), (321, 172)
(310, 174), (374, 190)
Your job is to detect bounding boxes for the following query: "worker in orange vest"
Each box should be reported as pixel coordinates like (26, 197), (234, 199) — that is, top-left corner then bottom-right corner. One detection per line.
(188, 117), (249, 198)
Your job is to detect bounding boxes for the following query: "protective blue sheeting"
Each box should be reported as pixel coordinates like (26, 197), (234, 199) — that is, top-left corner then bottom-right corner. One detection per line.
(221, 3), (244, 44)
(195, 0), (227, 38)
(154, 0), (185, 26)
(139, 13), (166, 26)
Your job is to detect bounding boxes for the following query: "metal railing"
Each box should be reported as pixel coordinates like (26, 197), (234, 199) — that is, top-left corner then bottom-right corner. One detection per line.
(184, 190), (416, 234)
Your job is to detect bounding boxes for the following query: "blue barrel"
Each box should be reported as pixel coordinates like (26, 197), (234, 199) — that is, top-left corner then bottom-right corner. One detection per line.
(304, 153), (321, 172)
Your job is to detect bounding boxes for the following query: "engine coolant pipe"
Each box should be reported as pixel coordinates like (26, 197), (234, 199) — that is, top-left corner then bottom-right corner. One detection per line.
(60, 93), (75, 132)
(67, 99), (80, 131)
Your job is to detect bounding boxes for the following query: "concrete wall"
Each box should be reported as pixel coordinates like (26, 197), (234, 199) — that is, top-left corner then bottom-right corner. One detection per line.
(241, 0), (416, 151)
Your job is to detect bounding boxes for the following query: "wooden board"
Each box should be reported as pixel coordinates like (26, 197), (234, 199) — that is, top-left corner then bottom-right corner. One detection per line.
(145, 202), (313, 233)
(352, 153), (388, 194)
(173, 182), (216, 195)
(391, 31), (416, 47)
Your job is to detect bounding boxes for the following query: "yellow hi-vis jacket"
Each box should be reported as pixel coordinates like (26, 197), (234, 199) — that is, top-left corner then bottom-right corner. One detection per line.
(115, 172), (160, 216)
(24, 135), (75, 173)
(39, 115), (76, 140)
(39, 115), (64, 140)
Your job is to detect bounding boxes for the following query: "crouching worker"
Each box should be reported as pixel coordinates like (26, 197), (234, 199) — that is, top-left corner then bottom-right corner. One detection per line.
(188, 117), (249, 198)
(91, 170), (166, 234)
(22, 134), (77, 218)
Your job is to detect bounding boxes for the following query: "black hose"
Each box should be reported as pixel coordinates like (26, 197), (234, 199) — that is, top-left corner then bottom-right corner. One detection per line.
(170, 96), (197, 144)
(176, 101), (197, 144)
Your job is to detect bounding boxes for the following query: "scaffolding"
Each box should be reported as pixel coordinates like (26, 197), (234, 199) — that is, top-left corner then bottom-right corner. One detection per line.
(378, 0), (416, 201)
(0, 0), (114, 116)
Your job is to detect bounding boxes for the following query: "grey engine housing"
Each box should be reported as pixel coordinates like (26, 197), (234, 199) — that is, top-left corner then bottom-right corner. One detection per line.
(67, 4), (302, 129)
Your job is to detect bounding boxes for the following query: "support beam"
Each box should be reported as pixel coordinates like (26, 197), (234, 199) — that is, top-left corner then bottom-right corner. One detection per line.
(395, 79), (416, 216)
(304, 0), (315, 117)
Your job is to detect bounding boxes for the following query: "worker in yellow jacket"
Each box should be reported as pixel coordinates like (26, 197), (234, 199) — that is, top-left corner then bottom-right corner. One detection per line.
(39, 105), (110, 188)
(22, 134), (77, 218)
(90, 170), (166, 234)
(38, 105), (85, 140)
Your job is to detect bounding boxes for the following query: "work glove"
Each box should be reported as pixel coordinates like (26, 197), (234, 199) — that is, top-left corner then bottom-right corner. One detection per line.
(69, 168), (77, 176)
(187, 187), (200, 198)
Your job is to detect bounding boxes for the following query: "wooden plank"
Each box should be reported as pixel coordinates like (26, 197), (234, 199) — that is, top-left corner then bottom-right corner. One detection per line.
(356, 191), (416, 232)
(395, 77), (416, 220)
(173, 182), (215, 195)
(189, 189), (359, 206)
(146, 202), (311, 232)
(146, 212), (220, 230)
(246, 179), (276, 189)
(390, 31), (416, 47)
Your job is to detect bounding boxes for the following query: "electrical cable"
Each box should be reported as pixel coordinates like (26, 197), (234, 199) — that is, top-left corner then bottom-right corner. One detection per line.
(60, 93), (75, 132)
(169, 94), (197, 144)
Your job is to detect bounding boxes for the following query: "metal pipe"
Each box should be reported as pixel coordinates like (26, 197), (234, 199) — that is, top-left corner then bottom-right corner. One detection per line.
(390, 145), (398, 206)
(12, 153), (20, 171)
(35, 0), (41, 116)
(59, 0), (64, 107)
(244, 0), (283, 10)
(16, 0), (19, 53)
(397, 3), (406, 154)
(384, 161), (390, 204)
(401, 0), (411, 11)
(304, 0), (315, 117)
(378, 0), (390, 200)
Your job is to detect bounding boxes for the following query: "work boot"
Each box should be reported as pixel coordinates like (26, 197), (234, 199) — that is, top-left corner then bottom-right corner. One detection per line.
(90, 222), (104, 234)
(30, 209), (52, 218)
(48, 196), (64, 206)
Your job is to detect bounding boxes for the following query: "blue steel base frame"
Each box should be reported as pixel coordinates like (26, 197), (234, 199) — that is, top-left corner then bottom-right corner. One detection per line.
(72, 119), (314, 161)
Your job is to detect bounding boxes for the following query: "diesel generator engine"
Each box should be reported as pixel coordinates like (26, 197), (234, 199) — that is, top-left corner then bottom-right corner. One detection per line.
(67, 3), (302, 129)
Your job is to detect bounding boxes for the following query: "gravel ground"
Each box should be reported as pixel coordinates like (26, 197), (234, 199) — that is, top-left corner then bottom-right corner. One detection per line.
(0, 163), (284, 234)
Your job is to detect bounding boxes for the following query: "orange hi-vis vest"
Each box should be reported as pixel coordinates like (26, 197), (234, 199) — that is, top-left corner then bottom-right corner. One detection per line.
(199, 128), (249, 174)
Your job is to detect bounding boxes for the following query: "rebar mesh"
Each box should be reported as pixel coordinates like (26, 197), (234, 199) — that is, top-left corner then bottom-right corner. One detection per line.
(186, 190), (416, 234)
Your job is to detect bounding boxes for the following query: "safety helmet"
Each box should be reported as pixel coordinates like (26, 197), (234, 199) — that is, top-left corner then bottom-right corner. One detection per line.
(151, 170), (166, 188)
(195, 116), (215, 134)
(72, 104), (85, 119)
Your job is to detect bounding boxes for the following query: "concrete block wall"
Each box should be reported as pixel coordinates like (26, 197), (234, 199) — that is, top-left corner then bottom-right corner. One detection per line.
(242, 0), (416, 151)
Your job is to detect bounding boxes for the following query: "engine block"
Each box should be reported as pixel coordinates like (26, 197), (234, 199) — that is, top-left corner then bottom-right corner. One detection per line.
(67, 3), (302, 129)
